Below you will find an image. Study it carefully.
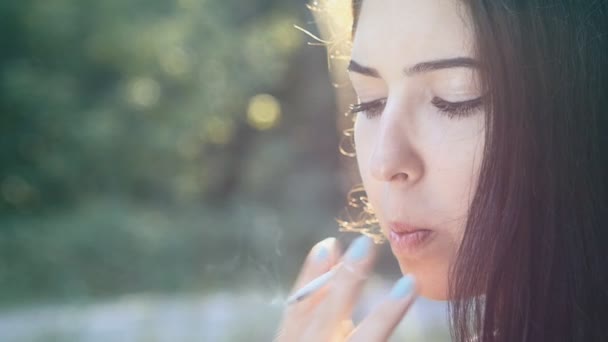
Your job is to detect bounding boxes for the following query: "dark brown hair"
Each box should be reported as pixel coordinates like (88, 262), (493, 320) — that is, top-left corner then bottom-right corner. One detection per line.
(350, 1), (608, 341)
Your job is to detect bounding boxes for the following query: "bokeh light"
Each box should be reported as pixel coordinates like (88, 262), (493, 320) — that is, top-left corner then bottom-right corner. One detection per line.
(247, 94), (282, 131)
(158, 45), (192, 78)
(126, 77), (161, 109)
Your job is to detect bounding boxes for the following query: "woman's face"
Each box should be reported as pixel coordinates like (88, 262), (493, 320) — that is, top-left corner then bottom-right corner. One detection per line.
(351, 0), (485, 300)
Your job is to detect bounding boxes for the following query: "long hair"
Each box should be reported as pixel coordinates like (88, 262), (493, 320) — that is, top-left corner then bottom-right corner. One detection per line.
(350, 1), (608, 341)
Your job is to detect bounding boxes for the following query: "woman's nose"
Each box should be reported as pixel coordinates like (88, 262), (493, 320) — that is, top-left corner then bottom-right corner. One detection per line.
(369, 111), (423, 184)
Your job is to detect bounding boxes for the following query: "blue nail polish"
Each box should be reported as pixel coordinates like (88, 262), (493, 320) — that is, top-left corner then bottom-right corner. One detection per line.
(389, 275), (415, 299)
(314, 245), (329, 262)
(345, 235), (373, 262)
(314, 237), (335, 262)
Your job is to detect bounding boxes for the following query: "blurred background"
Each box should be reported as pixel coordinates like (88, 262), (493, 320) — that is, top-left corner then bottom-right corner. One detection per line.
(0, 0), (450, 340)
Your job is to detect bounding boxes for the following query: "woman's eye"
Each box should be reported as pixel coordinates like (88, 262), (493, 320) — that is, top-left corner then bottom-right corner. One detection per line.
(431, 96), (484, 118)
(348, 96), (484, 120)
(347, 98), (387, 119)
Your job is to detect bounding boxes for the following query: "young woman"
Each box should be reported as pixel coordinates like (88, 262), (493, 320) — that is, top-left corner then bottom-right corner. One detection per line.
(277, 0), (608, 341)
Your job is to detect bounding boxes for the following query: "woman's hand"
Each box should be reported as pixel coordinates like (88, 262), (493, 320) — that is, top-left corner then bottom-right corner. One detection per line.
(276, 235), (418, 342)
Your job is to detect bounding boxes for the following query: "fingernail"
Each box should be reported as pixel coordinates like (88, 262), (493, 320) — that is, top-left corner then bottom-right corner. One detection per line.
(314, 245), (329, 261)
(389, 275), (416, 299)
(345, 235), (373, 262)
(314, 237), (335, 262)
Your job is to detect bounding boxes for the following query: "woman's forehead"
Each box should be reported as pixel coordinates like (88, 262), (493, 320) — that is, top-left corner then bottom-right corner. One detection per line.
(351, 0), (476, 76)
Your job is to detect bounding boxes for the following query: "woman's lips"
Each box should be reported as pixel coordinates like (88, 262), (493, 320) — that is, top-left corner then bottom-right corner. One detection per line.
(387, 222), (436, 256)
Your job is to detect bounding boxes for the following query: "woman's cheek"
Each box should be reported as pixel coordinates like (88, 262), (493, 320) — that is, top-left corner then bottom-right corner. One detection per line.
(354, 117), (373, 181)
(355, 119), (385, 206)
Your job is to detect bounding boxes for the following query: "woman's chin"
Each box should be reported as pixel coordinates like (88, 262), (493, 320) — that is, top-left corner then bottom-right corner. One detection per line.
(396, 260), (450, 301)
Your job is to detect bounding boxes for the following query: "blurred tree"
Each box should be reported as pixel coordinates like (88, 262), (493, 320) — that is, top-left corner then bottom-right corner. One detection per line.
(0, 0), (314, 213)
(0, 0), (343, 303)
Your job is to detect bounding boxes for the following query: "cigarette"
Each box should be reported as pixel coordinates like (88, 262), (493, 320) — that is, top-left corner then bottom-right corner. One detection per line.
(285, 268), (338, 306)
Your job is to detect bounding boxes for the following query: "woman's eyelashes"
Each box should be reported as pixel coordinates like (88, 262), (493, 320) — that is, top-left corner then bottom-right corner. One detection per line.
(431, 96), (484, 119)
(348, 98), (387, 119)
(348, 96), (483, 120)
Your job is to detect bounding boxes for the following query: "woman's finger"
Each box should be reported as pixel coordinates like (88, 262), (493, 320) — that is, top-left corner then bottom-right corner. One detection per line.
(290, 237), (341, 293)
(306, 235), (377, 339)
(286, 237), (341, 315)
(348, 275), (418, 342)
(338, 319), (355, 340)
(277, 237), (341, 341)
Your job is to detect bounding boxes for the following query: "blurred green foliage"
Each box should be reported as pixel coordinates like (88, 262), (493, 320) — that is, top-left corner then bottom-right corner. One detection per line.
(0, 0), (344, 305)
(1, 0), (307, 209)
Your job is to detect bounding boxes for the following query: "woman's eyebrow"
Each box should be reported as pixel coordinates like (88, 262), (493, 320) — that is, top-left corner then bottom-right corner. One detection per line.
(406, 57), (479, 76)
(347, 57), (480, 78)
(347, 60), (381, 77)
